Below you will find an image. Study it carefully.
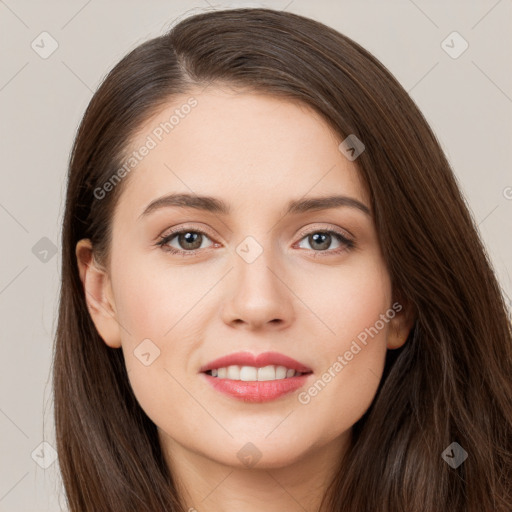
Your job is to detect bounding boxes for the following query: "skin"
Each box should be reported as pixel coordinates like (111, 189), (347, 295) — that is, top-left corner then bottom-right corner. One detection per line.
(76, 86), (414, 512)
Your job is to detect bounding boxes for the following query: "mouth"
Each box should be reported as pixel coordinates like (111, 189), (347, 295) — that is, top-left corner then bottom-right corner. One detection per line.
(199, 351), (313, 403)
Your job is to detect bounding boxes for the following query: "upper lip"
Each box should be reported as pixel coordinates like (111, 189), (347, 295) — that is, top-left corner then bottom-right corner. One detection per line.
(199, 351), (313, 373)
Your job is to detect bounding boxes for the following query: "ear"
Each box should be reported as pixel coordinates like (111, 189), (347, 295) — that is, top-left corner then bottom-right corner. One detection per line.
(75, 239), (122, 348)
(386, 296), (416, 350)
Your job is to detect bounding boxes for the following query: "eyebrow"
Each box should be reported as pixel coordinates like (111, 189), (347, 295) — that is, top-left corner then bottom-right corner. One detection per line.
(138, 192), (371, 219)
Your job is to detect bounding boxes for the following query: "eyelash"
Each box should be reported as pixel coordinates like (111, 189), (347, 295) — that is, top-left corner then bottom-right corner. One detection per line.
(155, 225), (355, 258)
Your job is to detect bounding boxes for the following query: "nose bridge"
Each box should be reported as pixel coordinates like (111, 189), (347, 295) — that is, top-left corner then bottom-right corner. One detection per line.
(234, 231), (281, 290)
(221, 229), (294, 328)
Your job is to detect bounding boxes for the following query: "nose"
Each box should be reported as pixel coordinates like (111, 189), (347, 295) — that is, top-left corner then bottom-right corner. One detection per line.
(220, 240), (295, 331)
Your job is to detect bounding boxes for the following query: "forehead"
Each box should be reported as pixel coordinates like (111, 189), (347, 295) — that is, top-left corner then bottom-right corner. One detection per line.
(116, 87), (368, 221)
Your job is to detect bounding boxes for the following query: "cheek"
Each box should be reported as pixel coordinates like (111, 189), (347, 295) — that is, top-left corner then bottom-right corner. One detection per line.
(295, 262), (391, 435)
(109, 254), (210, 423)
(112, 252), (207, 341)
(298, 254), (392, 351)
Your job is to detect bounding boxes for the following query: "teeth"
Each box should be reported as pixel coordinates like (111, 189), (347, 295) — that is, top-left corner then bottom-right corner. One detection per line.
(258, 365), (276, 381)
(240, 366), (258, 381)
(226, 365), (239, 380)
(207, 364), (302, 381)
(275, 366), (287, 379)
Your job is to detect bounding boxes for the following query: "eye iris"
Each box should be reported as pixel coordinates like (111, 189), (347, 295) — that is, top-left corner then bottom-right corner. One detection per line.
(310, 232), (331, 250)
(179, 231), (202, 250)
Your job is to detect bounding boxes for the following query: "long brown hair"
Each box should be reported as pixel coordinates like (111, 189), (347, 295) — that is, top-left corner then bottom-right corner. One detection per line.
(53, 7), (512, 511)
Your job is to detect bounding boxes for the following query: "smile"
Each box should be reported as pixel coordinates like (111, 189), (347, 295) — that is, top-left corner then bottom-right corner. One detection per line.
(199, 350), (313, 402)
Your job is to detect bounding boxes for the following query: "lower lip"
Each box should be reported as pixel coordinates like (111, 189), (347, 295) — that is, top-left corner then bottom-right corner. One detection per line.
(201, 372), (313, 403)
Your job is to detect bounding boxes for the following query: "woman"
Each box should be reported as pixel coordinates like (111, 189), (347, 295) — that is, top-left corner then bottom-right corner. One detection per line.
(53, 7), (512, 511)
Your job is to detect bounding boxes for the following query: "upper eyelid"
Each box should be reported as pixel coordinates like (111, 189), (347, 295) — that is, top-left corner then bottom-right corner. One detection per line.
(159, 224), (217, 242)
(296, 224), (353, 240)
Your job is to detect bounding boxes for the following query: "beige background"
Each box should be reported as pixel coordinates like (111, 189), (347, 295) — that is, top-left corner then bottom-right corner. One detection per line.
(0, 0), (511, 510)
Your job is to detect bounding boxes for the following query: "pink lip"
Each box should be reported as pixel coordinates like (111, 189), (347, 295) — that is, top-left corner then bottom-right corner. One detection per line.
(199, 351), (312, 373)
(201, 372), (313, 403)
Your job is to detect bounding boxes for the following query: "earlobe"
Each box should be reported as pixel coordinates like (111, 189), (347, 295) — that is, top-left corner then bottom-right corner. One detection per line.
(386, 299), (416, 350)
(75, 239), (122, 349)
(386, 319), (407, 349)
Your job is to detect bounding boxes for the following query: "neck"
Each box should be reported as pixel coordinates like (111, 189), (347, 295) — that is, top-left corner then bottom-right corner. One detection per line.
(159, 429), (352, 512)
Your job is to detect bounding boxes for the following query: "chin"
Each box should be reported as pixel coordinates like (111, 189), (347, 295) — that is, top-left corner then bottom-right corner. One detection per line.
(206, 436), (315, 470)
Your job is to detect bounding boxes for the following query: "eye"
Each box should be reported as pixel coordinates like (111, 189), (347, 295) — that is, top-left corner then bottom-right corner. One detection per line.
(156, 227), (216, 256)
(295, 228), (355, 257)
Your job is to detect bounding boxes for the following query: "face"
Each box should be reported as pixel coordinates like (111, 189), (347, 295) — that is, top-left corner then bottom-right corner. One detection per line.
(77, 85), (411, 471)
